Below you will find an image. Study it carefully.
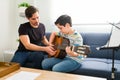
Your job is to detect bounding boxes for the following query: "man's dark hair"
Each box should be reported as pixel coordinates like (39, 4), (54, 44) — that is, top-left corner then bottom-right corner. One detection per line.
(25, 6), (39, 18)
(55, 15), (72, 27)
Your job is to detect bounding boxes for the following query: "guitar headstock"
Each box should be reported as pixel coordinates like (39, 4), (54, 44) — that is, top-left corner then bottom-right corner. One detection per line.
(72, 45), (91, 55)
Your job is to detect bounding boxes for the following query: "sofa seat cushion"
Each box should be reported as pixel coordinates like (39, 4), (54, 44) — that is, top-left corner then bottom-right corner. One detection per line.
(80, 58), (109, 71)
(83, 58), (108, 63)
(72, 58), (120, 79)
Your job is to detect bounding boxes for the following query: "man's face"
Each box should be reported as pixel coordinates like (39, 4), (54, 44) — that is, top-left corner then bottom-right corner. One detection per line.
(28, 12), (40, 28)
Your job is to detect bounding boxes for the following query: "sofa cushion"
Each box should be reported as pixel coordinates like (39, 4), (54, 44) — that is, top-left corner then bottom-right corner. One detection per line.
(80, 33), (120, 60)
(72, 58), (109, 78)
(81, 33), (110, 46)
(72, 58), (120, 79)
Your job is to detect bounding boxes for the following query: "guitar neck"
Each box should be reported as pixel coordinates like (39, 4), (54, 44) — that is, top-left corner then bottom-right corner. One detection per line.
(57, 45), (89, 55)
(57, 45), (67, 50)
(57, 45), (74, 51)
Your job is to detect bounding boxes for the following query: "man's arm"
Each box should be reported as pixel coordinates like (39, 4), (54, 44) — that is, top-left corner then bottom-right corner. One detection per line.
(19, 35), (55, 56)
(19, 35), (46, 51)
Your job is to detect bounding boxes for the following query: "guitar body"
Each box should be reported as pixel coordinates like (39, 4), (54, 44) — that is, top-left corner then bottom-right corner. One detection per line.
(51, 36), (70, 59)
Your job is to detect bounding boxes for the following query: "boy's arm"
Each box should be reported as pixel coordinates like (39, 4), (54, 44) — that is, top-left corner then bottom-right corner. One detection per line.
(49, 32), (57, 44)
(66, 47), (79, 57)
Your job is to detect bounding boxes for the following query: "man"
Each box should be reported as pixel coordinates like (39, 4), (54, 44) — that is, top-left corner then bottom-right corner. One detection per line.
(11, 6), (55, 69)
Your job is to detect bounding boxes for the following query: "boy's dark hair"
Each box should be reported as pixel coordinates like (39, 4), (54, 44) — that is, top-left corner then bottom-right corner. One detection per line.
(55, 15), (72, 27)
(25, 6), (39, 18)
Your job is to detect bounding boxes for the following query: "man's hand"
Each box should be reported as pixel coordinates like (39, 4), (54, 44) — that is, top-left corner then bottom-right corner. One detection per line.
(45, 46), (56, 56)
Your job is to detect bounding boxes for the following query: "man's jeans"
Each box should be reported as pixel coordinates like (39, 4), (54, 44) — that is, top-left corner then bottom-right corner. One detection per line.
(11, 51), (47, 69)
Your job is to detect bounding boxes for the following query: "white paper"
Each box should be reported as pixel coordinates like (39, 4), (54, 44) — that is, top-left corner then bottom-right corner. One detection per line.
(108, 24), (120, 47)
(6, 71), (40, 80)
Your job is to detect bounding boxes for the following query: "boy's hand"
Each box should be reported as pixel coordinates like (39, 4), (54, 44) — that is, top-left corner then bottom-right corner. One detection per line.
(66, 46), (74, 56)
(66, 46), (79, 57)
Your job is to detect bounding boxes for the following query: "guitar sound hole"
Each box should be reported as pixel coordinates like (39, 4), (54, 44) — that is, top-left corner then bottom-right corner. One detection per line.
(57, 50), (67, 59)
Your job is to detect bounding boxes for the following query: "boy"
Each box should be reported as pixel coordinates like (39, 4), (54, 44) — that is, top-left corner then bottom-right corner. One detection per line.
(42, 15), (85, 72)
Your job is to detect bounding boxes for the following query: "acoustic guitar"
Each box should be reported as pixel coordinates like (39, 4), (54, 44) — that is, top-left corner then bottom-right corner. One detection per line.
(49, 36), (90, 59)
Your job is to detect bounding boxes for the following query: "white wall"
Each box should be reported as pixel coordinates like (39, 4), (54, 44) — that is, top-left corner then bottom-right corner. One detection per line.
(0, 0), (35, 61)
(35, 0), (58, 32)
(0, 0), (17, 61)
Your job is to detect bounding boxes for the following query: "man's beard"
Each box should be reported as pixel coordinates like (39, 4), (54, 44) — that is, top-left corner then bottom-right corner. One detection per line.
(31, 23), (39, 28)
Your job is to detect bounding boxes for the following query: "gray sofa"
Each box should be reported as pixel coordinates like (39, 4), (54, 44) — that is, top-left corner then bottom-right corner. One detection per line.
(23, 32), (120, 80)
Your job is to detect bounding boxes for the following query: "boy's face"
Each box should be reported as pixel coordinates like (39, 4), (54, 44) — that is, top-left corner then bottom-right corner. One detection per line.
(56, 23), (69, 34)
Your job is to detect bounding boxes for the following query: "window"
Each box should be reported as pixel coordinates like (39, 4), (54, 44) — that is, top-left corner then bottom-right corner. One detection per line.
(36, 0), (120, 32)
(51, 0), (120, 24)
